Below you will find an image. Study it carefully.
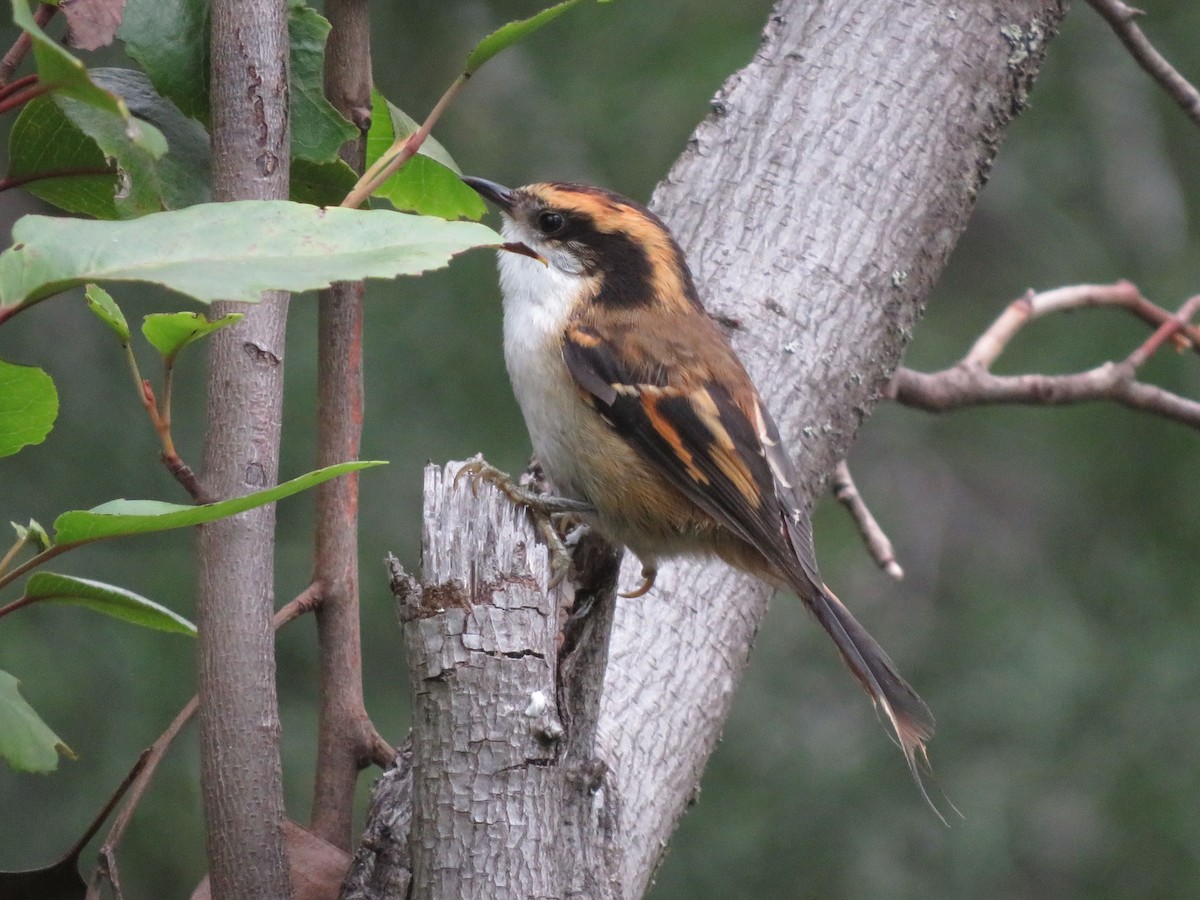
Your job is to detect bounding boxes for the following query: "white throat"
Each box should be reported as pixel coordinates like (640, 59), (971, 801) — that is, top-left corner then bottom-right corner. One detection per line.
(494, 219), (594, 499)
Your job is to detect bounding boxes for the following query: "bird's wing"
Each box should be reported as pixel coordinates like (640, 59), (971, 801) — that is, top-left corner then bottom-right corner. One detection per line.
(562, 319), (805, 577)
(563, 319), (938, 808)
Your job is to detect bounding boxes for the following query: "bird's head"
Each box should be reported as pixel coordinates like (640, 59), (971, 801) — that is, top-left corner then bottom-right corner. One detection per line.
(463, 177), (702, 316)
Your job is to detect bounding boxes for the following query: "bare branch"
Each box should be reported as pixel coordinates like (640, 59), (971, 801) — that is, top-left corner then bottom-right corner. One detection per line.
(832, 461), (904, 580)
(1086, 0), (1200, 130)
(890, 286), (1200, 430)
(86, 584), (343, 900)
(88, 703), (196, 900)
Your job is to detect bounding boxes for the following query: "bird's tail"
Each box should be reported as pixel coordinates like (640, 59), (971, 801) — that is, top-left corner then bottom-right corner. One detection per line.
(804, 582), (944, 819)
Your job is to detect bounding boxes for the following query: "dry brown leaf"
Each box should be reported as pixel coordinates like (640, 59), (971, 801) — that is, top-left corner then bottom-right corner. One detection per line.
(61, 0), (125, 52)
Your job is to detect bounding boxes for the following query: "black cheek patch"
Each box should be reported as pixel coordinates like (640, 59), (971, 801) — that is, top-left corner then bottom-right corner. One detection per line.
(586, 230), (656, 309)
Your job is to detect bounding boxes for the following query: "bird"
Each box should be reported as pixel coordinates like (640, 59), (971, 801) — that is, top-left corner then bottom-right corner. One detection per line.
(462, 175), (937, 808)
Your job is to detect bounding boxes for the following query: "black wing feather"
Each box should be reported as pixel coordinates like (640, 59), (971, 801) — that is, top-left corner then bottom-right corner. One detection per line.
(563, 324), (789, 559)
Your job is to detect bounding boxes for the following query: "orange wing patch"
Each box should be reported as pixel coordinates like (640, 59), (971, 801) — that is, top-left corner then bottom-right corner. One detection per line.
(641, 391), (709, 485)
(690, 388), (761, 507)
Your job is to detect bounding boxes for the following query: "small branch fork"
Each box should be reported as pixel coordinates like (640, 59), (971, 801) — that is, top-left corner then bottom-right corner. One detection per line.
(846, 0), (1200, 567)
(1086, 0), (1200, 130)
(887, 282), (1200, 430)
(84, 584), (394, 900)
(836, 282), (1200, 578)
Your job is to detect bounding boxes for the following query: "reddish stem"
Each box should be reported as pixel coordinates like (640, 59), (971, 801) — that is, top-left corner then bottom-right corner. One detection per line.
(0, 79), (52, 114)
(0, 72), (37, 101)
(0, 4), (57, 86)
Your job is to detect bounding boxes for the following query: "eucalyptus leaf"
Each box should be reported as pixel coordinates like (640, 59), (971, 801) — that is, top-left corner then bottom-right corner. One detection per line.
(0, 201), (500, 315)
(52, 460), (385, 546)
(0, 670), (74, 773)
(142, 311), (243, 363)
(84, 284), (129, 343)
(21, 572), (196, 636)
(0, 361), (58, 458)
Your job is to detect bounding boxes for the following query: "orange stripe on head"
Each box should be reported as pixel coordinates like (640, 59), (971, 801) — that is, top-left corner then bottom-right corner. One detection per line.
(535, 183), (699, 314)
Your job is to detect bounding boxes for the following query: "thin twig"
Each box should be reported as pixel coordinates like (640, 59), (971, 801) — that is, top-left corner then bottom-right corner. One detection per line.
(831, 461), (903, 579)
(0, 532), (30, 577)
(889, 285), (1200, 431)
(1086, 0), (1200, 130)
(161, 453), (211, 503)
(86, 583), (331, 899)
(0, 78), (52, 114)
(277, 581), (324, 626)
(340, 73), (468, 209)
(961, 281), (1200, 370)
(1126, 294), (1200, 368)
(86, 712), (193, 900)
(0, 72), (37, 100)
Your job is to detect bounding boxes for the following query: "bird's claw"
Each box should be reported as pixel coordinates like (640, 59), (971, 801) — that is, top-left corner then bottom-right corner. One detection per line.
(619, 563), (658, 599)
(455, 454), (593, 591)
(455, 454), (591, 516)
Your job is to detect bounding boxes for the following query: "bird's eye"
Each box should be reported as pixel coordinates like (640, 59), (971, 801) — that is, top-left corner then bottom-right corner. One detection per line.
(536, 210), (566, 236)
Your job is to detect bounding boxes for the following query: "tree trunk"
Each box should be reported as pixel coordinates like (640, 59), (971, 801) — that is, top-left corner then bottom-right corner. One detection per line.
(196, 0), (293, 896)
(344, 0), (1069, 897)
(311, 0), (377, 852)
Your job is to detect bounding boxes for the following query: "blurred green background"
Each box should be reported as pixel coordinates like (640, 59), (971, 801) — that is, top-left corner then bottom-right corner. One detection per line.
(2, 2), (1199, 897)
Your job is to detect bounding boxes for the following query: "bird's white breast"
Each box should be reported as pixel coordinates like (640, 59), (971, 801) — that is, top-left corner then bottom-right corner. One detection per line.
(495, 230), (595, 502)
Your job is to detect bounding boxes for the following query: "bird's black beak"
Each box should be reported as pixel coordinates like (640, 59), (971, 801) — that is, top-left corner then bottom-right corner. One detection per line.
(462, 176), (516, 213)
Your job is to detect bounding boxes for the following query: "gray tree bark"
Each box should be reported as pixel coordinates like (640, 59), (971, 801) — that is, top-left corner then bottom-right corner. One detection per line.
(344, 1), (1069, 897)
(196, 0), (293, 897)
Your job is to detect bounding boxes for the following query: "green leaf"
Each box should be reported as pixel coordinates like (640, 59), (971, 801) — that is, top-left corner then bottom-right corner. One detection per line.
(7, 95), (118, 219)
(53, 96), (167, 219)
(0, 201), (500, 314)
(365, 89), (486, 220)
(21, 572), (196, 636)
(0, 360), (58, 458)
(89, 68), (212, 211)
(290, 158), (358, 207)
(368, 91), (462, 173)
(0, 670), (74, 773)
(12, 0), (164, 153)
(141, 311), (243, 363)
(12, 520), (52, 552)
(118, 0), (210, 122)
(289, 0), (357, 164)
(465, 0), (602, 75)
(84, 284), (129, 342)
(52, 460), (386, 545)
(8, 70), (210, 220)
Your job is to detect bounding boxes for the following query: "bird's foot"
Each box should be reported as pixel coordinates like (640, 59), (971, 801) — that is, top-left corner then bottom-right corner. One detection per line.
(455, 454), (594, 589)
